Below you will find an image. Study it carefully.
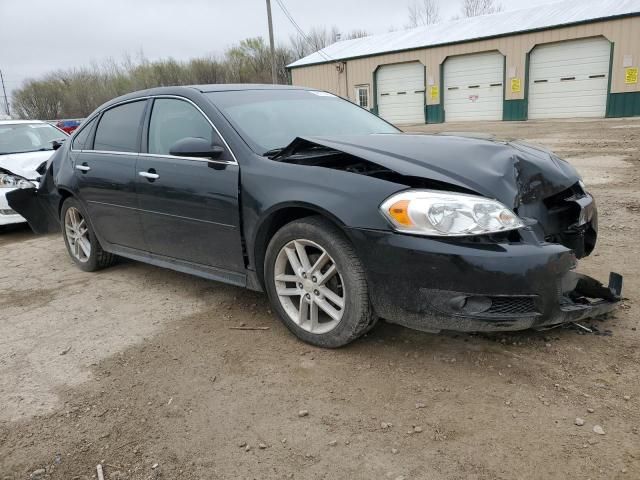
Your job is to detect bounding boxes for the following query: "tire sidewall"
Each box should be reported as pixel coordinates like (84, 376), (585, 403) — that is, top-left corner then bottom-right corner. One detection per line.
(61, 197), (101, 272)
(264, 218), (369, 348)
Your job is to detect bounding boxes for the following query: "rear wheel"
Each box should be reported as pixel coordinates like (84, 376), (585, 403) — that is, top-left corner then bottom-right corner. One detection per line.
(264, 216), (373, 348)
(61, 197), (114, 272)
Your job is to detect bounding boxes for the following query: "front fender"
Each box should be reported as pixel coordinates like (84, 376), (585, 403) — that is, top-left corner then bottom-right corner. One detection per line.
(240, 155), (407, 269)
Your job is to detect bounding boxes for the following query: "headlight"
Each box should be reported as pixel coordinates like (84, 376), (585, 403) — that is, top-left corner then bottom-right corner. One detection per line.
(380, 190), (524, 237)
(0, 173), (34, 189)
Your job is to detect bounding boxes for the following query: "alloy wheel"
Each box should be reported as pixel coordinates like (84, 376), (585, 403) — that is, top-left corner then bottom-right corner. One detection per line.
(273, 239), (345, 334)
(64, 207), (91, 263)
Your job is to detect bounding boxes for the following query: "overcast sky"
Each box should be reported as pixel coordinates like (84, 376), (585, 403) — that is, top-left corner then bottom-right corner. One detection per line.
(1, 0), (562, 103)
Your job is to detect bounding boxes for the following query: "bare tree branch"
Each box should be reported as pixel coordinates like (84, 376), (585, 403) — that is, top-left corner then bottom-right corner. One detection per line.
(460, 0), (503, 18)
(407, 0), (441, 27)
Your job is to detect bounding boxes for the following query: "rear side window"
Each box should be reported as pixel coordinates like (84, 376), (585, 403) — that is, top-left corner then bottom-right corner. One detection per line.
(94, 101), (146, 153)
(71, 117), (97, 150)
(148, 98), (214, 155)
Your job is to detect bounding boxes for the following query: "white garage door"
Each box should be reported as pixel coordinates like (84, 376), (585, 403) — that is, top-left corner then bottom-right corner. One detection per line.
(444, 52), (504, 122)
(528, 37), (610, 119)
(377, 62), (425, 125)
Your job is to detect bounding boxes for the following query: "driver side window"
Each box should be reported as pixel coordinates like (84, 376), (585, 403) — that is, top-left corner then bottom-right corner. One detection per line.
(148, 98), (214, 156)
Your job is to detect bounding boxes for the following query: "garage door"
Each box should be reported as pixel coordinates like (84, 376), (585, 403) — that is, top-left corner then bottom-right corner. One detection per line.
(528, 37), (610, 119)
(444, 52), (504, 122)
(377, 62), (425, 125)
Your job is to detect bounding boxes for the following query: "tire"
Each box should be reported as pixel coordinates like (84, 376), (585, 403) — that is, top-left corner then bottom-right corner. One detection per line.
(61, 197), (114, 272)
(264, 216), (373, 348)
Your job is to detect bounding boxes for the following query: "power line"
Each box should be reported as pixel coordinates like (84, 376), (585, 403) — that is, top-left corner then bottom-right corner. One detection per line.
(273, 0), (335, 63)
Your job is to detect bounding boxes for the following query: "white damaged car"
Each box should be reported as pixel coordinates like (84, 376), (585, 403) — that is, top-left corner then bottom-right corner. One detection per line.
(0, 120), (68, 226)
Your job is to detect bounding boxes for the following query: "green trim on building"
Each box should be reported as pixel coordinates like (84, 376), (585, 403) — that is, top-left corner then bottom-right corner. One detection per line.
(503, 100), (528, 120)
(606, 92), (640, 117)
(605, 42), (615, 114)
(372, 65), (380, 116)
(423, 64), (428, 124)
(426, 104), (444, 123)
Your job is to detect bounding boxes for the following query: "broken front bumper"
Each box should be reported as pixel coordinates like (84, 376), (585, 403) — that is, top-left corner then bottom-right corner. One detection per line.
(0, 188), (28, 226)
(347, 227), (623, 333)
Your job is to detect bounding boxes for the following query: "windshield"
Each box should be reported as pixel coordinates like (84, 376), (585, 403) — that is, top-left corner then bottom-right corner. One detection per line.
(206, 89), (399, 155)
(0, 123), (67, 155)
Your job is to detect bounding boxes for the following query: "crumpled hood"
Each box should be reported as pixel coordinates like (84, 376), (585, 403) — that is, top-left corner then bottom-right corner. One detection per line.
(297, 134), (581, 208)
(0, 150), (53, 180)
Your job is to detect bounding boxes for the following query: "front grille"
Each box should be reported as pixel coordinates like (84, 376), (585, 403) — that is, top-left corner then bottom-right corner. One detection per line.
(486, 296), (538, 315)
(0, 208), (17, 216)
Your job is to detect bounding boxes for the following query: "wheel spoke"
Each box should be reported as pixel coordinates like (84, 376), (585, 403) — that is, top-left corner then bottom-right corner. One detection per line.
(73, 239), (81, 259)
(309, 300), (319, 332)
(294, 240), (312, 270)
(315, 297), (342, 322)
(318, 264), (337, 285)
(284, 246), (302, 274)
(298, 295), (310, 325)
(309, 251), (329, 275)
(275, 273), (299, 283)
(71, 208), (80, 228)
(78, 237), (91, 258)
(65, 225), (75, 237)
(319, 286), (344, 308)
(276, 287), (301, 297)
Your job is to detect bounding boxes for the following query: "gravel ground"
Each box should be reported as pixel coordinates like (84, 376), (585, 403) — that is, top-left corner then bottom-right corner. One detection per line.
(0, 118), (639, 480)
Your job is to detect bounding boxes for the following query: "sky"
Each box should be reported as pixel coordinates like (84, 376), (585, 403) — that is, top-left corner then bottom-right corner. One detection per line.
(1, 0), (563, 106)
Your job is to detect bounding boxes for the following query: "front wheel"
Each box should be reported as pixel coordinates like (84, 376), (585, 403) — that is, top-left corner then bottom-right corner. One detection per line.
(61, 197), (114, 272)
(264, 216), (373, 348)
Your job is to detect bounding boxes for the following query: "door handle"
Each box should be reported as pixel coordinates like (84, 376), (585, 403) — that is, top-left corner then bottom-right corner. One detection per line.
(75, 163), (91, 172)
(138, 171), (159, 180)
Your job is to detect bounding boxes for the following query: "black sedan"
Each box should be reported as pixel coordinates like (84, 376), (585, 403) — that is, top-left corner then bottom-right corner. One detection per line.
(8, 84), (622, 347)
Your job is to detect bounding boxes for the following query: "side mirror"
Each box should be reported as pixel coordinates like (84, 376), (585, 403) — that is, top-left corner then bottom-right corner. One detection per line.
(169, 137), (224, 159)
(52, 139), (65, 150)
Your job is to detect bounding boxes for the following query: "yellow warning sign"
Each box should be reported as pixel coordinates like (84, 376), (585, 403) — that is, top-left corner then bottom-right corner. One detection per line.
(625, 67), (638, 84)
(429, 85), (439, 101)
(511, 78), (521, 93)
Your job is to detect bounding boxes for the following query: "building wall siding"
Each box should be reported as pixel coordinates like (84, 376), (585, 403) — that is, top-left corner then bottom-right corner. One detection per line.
(290, 16), (640, 118)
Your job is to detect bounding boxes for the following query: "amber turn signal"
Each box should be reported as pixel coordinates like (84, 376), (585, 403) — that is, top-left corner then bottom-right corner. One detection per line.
(387, 200), (413, 226)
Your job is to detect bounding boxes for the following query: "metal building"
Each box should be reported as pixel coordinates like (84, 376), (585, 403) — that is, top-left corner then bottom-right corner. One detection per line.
(288, 0), (640, 124)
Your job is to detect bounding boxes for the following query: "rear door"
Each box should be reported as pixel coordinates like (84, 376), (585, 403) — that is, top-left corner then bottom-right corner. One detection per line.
(73, 100), (147, 250)
(136, 96), (245, 274)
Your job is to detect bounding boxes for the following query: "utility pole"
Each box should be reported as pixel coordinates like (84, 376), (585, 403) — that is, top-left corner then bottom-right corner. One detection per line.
(266, 0), (278, 84)
(0, 69), (9, 117)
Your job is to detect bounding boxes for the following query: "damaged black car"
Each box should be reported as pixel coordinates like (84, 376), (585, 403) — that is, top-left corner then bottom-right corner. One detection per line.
(8, 85), (623, 347)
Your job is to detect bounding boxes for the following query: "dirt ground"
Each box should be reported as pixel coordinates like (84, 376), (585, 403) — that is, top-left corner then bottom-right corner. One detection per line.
(1, 118), (639, 480)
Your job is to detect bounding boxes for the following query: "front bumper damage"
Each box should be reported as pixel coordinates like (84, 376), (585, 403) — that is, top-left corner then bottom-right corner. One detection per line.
(347, 227), (623, 333)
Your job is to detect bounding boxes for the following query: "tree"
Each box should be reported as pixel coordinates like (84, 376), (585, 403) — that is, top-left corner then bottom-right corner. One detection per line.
(460, 0), (503, 17)
(289, 26), (340, 59)
(345, 29), (369, 40)
(407, 0), (441, 27)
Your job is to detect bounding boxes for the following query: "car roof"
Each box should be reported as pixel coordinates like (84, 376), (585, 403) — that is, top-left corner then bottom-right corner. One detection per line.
(0, 119), (48, 125)
(94, 84), (316, 114)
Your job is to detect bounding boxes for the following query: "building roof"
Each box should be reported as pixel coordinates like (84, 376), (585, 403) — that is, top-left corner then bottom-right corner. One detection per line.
(288, 0), (640, 68)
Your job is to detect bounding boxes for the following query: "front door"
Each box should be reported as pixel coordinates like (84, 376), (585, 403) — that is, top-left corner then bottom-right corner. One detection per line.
(73, 99), (147, 250)
(136, 97), (245, 273)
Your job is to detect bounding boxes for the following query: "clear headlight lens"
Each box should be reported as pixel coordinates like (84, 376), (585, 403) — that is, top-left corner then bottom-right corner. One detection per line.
(380, 190), (524, 237)
(0, 173), (34, 189)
